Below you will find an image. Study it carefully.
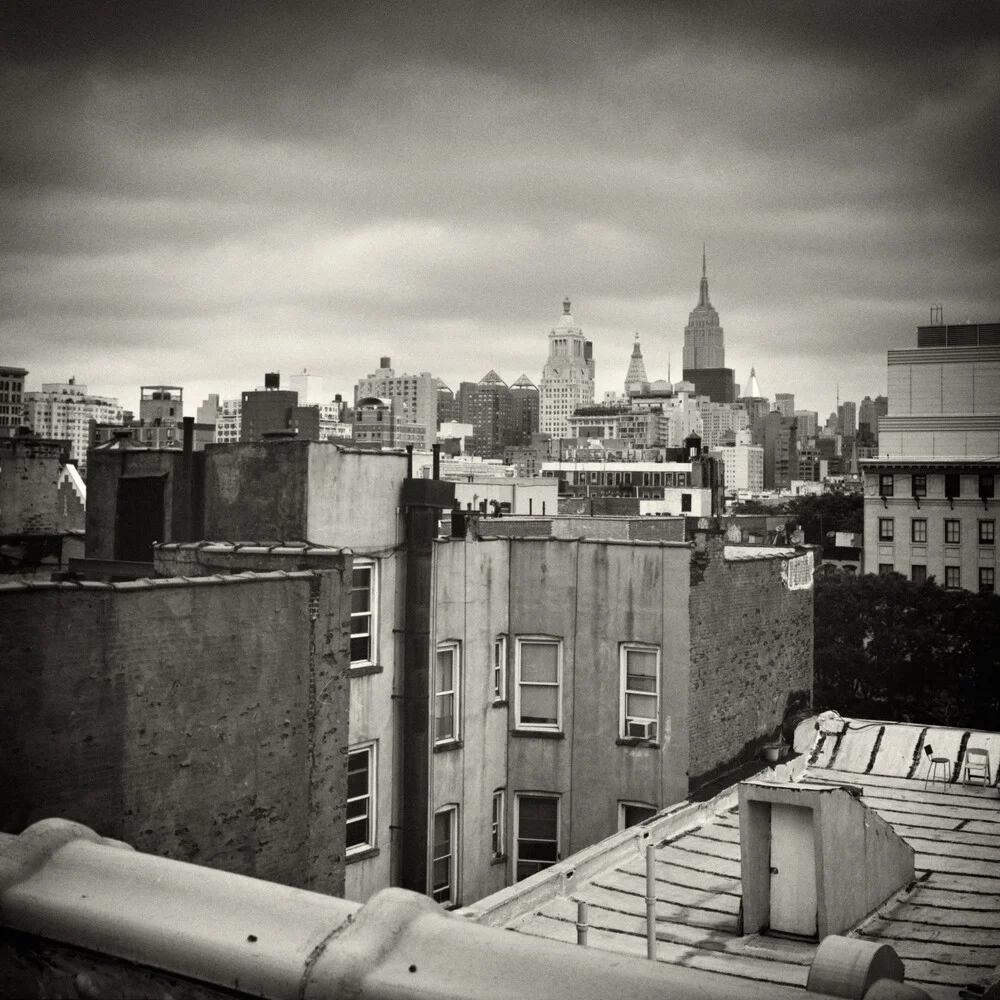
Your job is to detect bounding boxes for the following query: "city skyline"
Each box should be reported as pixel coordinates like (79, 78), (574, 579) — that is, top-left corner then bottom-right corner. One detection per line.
(2, 3), (997, 416)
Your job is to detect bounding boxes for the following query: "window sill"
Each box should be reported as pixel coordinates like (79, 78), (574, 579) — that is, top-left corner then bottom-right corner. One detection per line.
(433, 739), (464, 753)
(345, 846), (380, 866)
(616, 738), (661, 749)
(491, 699), (508, 708)
(490, 854), (508, 867)
(511, 729), (565, 740)
(349, 663), (384, 677)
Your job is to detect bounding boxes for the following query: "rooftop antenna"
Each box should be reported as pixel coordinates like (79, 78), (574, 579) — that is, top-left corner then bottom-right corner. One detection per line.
(667, 352), (672, 384)
(930, 303), (943, 325)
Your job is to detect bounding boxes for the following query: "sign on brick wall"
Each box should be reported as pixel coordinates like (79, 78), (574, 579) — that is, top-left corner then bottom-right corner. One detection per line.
(781, 551), (814, 590)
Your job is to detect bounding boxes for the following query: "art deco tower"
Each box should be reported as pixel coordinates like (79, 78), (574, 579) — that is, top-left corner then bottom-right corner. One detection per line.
(539, 297), (595, 438)
(624, 334), (649, 396)
(683, 247), (725, 370)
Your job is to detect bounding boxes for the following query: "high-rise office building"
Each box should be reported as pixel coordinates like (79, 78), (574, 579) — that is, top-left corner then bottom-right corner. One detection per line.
(510, 375), (540, 447)
(458, 370), (513, 459)
(0, 366), (28, 438)
(775, 393), (795, 418)
(539, 298), (595, 439)
(793, 410), (819, 441)
(355, 358), (437, 450)
(682, 248), (725, 370)
(624, 335), (649, 397)
(838, 401), (857, 438)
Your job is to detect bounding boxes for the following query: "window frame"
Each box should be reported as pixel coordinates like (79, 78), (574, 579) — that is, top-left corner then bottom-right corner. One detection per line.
(878, 473), (894, 497)
(619, 642), (661, 742)
(910, 519), (927, 543)
(911, 474), (927, 498)
(431, 805), (459, 906)
(514, 636), (563, 733)
(492, 635), (507, 703)
(980, 567), (995, 594)
(434, 641), (462, 746)
(346, 741), (376, 856)
(944, 566), (961, 590)
(944, 519), (961, 544)
(980, 520), (995, 545)
(514, 793), (560, 882)
(618, 801), (658, 831)
(350, 558), (378, 668)
(878, 563), (894, 576)
(878, 518), (894, 542)
(491, 788), (506, 860)
(911, 564), (927, 584)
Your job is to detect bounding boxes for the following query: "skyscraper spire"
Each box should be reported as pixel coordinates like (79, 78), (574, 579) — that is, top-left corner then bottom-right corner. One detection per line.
(698, 244), (711, 308)
(624, 332), (649, 396)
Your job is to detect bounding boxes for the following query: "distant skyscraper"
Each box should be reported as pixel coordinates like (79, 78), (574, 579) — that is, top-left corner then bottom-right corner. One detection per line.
(355, 358), (437, 450)
(288, 370), (324, 405)
(539, 297), (595, 439)
(24, 378), (123, 468)
(738, 367), (769, 426)
(459, 370), (513, 459)
(0, 365), (27, 438)
(624, 334), (649, 396)
(435, 378), (456, 428)
(510, 374), (540, 446)
(838, 400), (857, 437)
(683, 248), (725, 371)
(793, 410), (819, 440)
(775, 393), (795, 418)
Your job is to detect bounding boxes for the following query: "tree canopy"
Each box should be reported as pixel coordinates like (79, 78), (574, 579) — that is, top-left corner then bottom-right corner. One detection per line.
(813, 571), (1000, 730)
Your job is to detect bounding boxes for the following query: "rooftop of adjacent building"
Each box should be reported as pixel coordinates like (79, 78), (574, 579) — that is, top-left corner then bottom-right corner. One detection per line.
(463, 717), (1000, 1000)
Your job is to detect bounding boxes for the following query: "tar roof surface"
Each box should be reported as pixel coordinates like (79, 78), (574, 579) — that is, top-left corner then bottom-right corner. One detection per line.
(504, 720), (1000, 999)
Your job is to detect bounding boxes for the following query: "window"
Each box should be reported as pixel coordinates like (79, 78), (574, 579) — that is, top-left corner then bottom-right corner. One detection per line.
(492, 635), (507, 702)
(911, 474), (927, 498)
(515, 794), (559, 881)
(680, 493), (692, 512)
(980, 521), (995, 545)
(620, 644), (660, 741)
(878, 563), (894, 575)
(980, 474), (995, 500)
(491, 789), (506, 859)
(431, 806), (458, 905)
(878, 518), (894, 542)
(945, 473), (961, 499)
(945, 520), (961, 544)
(945, 566), (961, 590)
(435, 642), (461, 745)
(911, 519), (927, 543)
(618, 802), (658, 831)
(515, 638), (562, 731)
(911, 564), (927, 584)
(350, 559), (377, 666)
(879, 474), (894, 497)
(346, 743), (376, 855)
(980, 568), (995, 593)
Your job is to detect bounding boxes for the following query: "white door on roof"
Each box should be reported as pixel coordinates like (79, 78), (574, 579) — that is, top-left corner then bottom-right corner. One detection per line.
(769, 804), (817, 936)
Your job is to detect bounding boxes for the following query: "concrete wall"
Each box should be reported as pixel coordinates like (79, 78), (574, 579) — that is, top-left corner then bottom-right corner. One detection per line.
(203, 440), (310, 542)
(0, 439), (70, 535)
(0, 571), (350, 896)
(85, 449), (205, 559)
(687, 541), (814, 785)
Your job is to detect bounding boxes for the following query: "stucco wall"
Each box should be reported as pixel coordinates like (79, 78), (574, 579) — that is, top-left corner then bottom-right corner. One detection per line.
(687, 541), (814, 784)
(203, 440), (310, 542)
(0, 571), (349, 896)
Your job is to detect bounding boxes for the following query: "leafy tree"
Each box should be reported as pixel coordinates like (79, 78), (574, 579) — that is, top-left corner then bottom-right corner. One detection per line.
(813, 571), (1000, 729)
(786, 492), (863, 545)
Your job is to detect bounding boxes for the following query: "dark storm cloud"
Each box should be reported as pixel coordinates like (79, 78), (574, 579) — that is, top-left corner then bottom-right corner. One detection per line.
(1, 1), (998, 412)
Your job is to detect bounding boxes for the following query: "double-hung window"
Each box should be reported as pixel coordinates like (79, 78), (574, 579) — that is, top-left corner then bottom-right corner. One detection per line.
(980, 520), (995, 545)
(980, 568), (995, 593)
(350, 559), (377, 666)
(944, 520), (961, 544)
(491, 789), (506, 859)
(515, 794), (559, 882)
(346, 743), (376, 855)
(432, 806), (458, 905)
(878, 518), (894, 542)
(911, 519), (927, 543)
(620, 643), (660, 741)
(492, 635), (507, 702)
(879, 474), (894, 497)
(515, 637), (562, 731)
(435, 642), (461, 745)
(945, 566), (961, 590)
(911, 474), (927, 498)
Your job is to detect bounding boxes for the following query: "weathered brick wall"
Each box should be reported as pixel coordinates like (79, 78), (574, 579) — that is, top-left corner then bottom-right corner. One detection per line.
(687, 540), (813, 785)
(0, 570), (350, 895)
(56, 477), (85, 532)
(627, 518), (686, 543)
(0, 440), (65, 534)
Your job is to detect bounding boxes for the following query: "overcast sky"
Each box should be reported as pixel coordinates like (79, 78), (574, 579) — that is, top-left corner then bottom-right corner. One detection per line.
(2, 1), (998, 417)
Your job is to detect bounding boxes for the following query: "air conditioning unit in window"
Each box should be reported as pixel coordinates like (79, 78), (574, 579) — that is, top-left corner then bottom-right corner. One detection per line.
(627, 718), (657, 740)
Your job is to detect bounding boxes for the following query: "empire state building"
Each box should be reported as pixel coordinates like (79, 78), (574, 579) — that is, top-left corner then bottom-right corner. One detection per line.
(682, 248), (734, 402)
